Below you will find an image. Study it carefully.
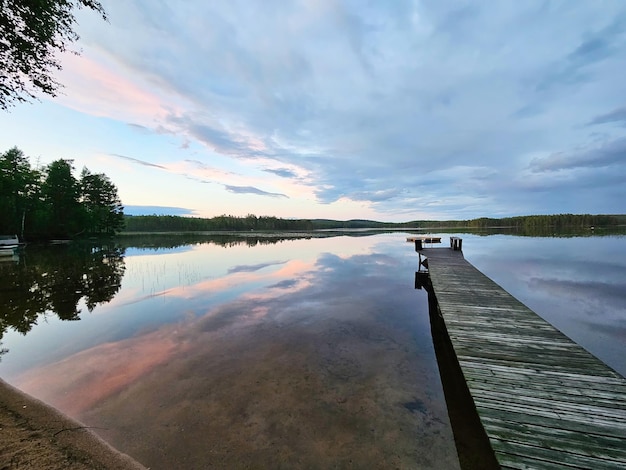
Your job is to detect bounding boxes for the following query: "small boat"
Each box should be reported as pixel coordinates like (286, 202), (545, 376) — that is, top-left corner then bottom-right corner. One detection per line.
(0, 235), (20, 255)
(0, 235), (19, 246)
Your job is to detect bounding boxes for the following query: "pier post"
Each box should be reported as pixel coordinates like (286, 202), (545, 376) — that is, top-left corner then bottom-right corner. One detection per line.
(450, 237), (462, 251)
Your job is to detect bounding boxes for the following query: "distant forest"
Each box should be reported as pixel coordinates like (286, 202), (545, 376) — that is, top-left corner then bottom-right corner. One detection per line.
(124, 213), (625, 233)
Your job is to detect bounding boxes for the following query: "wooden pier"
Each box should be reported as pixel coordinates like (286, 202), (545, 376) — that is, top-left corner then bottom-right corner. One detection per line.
(414, 239), (626, 469)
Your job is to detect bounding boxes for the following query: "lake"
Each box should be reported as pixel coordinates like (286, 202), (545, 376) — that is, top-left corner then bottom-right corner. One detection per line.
(1, 231), (625, 469)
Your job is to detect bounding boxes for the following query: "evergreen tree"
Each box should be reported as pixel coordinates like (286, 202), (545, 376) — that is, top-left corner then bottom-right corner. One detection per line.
(0, 147), (40, 237)
(80, 168), (125, 234)
(41, 159), (83, 237)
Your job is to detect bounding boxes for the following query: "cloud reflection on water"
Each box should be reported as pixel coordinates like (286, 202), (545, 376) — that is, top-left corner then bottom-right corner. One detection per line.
(160, 258), (314, 301)
(11, 255), (322, 414)
(10, 235), (459, 469)
(227, 260), (287, 274)
(14, 323), (188, 416)
(527, 278), (626, 316)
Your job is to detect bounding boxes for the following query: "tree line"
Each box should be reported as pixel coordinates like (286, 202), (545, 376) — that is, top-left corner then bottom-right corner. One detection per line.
(123, 213), (623, 233)
(0, 147), (124, 240)
(455, 214), (622, 229)
(124, 214), (315, 232)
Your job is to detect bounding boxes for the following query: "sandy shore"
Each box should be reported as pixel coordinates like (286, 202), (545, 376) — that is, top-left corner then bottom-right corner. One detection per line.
(0, 378), (145, 470)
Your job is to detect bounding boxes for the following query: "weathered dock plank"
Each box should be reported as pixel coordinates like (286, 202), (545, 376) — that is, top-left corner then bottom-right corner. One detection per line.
(418, 243), (626, 469)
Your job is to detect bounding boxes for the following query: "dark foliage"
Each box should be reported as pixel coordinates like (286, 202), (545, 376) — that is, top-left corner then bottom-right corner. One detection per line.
(123, 213), (623, 233)
(0, 146), (124, 239)
(0, 0), (107, 109)
(124, 214), (315, 232)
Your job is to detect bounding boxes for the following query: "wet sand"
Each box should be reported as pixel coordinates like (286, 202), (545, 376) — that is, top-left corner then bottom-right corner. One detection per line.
(0, 378), (145, 470)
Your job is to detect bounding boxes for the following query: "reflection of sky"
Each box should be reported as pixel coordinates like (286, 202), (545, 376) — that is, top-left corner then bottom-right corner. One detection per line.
(460, 234), (626, 377)
(2, 232), (625, 397)
(4, 234), (437, 424)
(0, 234), (414, 377)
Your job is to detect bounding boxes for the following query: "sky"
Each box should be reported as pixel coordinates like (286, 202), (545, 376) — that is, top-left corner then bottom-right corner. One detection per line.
(1, 0), (626, 221)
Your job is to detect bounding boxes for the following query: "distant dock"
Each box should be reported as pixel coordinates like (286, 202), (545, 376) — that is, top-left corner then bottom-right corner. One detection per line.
(413, 238), (626, 469)
(406, 235), (442, 249)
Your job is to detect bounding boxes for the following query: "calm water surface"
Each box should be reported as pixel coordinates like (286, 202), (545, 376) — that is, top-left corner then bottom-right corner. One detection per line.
(1, 232), (625, 468)
(1, 233), (458, 469)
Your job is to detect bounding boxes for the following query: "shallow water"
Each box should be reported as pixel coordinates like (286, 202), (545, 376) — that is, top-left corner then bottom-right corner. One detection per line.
(0, 234), (459, 469)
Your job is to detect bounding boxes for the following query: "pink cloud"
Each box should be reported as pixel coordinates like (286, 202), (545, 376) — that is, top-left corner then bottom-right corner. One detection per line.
(55, 49), (180, 123)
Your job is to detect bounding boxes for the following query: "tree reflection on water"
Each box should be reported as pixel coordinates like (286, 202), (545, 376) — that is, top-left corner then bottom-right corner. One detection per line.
(0, 242), (126, 358)
(0, 233), (349, 359)
(0, 233), (352, 359)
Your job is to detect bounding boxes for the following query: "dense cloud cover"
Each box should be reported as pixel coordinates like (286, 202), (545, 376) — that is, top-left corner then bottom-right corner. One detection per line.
(1, 1), (625, 220)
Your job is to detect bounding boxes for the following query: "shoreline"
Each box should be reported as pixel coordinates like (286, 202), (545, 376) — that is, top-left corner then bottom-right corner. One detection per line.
(0, 378), (145, 470)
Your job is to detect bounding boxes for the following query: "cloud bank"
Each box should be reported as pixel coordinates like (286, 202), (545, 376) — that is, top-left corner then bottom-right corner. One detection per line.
(3, 0), (626, 219)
